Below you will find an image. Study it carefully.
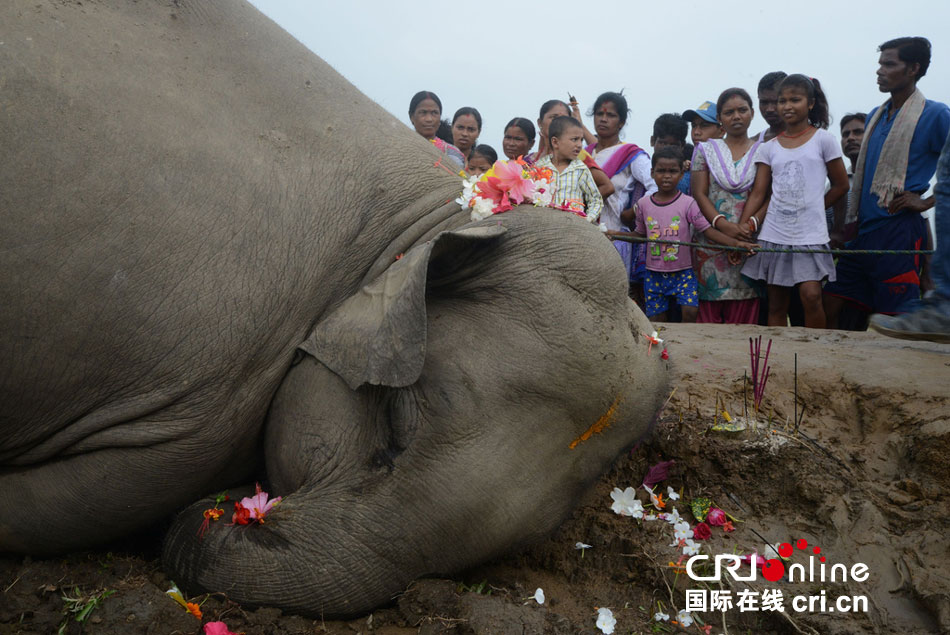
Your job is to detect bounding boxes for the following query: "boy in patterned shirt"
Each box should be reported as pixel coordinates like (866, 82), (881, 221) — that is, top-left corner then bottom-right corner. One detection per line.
(536, 116), (604, 222)
(615, 147), (758, 321)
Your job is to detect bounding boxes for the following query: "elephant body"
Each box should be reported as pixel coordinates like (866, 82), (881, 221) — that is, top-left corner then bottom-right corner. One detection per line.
(0, 0), (669, 617)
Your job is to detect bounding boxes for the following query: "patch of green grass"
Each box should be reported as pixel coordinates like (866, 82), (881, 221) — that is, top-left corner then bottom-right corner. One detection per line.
(456, 579), (491, 595)
(58, 587), (116, 634)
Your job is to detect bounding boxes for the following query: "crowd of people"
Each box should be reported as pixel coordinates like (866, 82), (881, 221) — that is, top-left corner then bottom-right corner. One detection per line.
(407, 36), (949, 338)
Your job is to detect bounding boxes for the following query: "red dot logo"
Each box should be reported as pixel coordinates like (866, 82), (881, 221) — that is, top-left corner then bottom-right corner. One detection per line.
(762, 559), (785, 582)
(813, 546), (821, 554)
(778, 542), (793, 558)
(796, 538), (808, 550)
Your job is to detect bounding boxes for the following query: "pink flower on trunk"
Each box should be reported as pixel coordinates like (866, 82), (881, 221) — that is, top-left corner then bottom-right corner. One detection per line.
(239, 483), (282, 521)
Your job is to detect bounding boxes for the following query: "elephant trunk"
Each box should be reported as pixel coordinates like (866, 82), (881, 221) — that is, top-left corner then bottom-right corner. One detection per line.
(162, 487), (419, 618)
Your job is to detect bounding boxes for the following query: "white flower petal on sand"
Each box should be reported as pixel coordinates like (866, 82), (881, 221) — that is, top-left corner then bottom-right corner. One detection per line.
(596, 607), (616, 634)
(667, 486), (680, 501)
(533, 588), (545, 604)
(664, 507), (682, 525)
(575, 542), (592, 550)
(654, 611), (670, 621)
(673, 521), (692, 542)
(609, 487), (643, 518)
(764, 543), (784, 560)
(682, 538), (701, 556)
(677, 609), (694, 627)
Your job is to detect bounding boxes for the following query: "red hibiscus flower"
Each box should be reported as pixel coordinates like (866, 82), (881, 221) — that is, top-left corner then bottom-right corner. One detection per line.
(692, 522), (712, 540)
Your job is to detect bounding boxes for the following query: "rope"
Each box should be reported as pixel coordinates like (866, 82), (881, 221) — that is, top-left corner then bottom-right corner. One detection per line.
(608, 234), (934, 256)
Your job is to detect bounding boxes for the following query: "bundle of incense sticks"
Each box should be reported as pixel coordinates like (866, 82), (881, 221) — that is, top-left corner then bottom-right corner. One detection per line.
(749, 336), (772, 413)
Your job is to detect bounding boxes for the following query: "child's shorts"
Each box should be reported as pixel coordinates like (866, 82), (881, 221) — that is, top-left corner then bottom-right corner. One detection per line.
(645, 269), (698, 317)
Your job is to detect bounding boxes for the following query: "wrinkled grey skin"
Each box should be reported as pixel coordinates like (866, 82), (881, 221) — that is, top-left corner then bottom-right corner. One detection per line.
(0, 0), (668, 618)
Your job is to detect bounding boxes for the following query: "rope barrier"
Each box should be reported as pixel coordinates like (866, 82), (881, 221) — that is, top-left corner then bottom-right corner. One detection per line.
(607, 234), (934, 256)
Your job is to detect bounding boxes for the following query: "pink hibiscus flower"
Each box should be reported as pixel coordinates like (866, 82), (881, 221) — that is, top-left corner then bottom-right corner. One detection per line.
(490, 159), (536, 204)
(204, 622), (241, 635)
(239, 483), (282, 521)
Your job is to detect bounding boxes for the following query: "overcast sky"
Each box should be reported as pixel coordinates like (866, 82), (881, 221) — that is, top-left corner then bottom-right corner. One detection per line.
(248, 1), (948, 155)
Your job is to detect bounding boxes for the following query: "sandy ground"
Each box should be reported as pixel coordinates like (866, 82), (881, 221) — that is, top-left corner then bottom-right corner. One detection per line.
(2, 325), (948, 634)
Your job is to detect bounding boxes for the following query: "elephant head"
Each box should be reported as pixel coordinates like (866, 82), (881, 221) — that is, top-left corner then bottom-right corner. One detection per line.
(163, 209), (669, 617)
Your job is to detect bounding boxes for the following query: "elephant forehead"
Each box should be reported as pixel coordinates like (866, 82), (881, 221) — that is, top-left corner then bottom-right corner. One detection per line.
(452, 208), (629, 299)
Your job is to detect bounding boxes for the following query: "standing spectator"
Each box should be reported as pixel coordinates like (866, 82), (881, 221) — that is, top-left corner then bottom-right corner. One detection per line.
(616, 147), (758, 323)
(755, 71), (788, 142)
(408, 91), (466, 168)
(824, 37), (950, 325)
(451, 107), (482, 159)
(682, 101), (723, 146)
(870, 131), (950, 341)
(502, 118), (536, 161)
(829, 113), (872, 331)
(586, 92), (657, 280)
(535, 116), (604, 222)
(526, 99), (614, 200)
(841, 113), (868, 172)
(739, 75), (849, 328)
(651, 113), (691, 194)
(691, 88), (767, 324)
(829, 113), (867, 245)
(465, 145), (497, 177)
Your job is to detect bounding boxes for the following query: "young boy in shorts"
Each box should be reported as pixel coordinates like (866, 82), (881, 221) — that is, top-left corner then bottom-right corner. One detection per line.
(616, 147), (758, 321)
(536, 116), (604, 222)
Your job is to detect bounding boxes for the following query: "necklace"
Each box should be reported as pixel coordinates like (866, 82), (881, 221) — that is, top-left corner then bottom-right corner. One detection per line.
(780, 126), (814, 139)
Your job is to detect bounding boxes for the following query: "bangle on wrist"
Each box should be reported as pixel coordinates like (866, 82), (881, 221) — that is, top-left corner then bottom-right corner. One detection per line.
(712, 214), (726, 229)
(748, 216), (759, 231)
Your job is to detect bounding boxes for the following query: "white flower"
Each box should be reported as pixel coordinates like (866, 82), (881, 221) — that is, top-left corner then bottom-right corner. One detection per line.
(470, 197), (494, 221)
(596, 607), (616, 634)
(676, 609), (694, 627)
(649, 330), (664, 345)
(664, 507), (682, 525)
(673, 521), (692, 542)
(610, 487), (643, 518)
(533, 588), (545, 604)
(599, 222), (608, 233)
(654, 611), (670, 621)
(456, 175), (480, 207)
(764, 543), (791, 560)
(575, 542), (592, 550)
(667, 486), (680, 501)
(643, 484), (663, 509)
(643, 513), (658, 521)
(682, 538), (701, 556)
(534, 186), (553, 207)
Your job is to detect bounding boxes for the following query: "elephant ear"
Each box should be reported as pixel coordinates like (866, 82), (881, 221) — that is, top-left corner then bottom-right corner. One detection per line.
(301, 224), (507, 390)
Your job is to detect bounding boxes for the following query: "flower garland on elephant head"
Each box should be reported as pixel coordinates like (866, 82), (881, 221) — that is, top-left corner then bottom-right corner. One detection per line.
(457, 157), (590, 222)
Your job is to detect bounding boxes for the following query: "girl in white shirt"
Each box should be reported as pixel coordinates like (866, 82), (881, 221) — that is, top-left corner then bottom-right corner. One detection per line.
(740, 75), (850, 328)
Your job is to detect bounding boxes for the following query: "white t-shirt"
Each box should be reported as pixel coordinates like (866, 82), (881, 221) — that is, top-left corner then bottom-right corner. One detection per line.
(755, 128), (842, 245)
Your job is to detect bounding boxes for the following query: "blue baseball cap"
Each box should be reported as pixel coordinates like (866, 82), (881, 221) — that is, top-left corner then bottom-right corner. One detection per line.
(682, 101), (718, 124)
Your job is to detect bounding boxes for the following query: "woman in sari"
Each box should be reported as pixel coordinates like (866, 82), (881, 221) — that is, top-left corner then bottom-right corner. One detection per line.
(690, 88), (764, 324)
(586, 92), (657, 300)
(408, 90), (466, 169)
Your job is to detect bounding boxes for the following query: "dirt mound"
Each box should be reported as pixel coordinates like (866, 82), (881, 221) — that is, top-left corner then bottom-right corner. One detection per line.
(2, 325), (947, 634)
